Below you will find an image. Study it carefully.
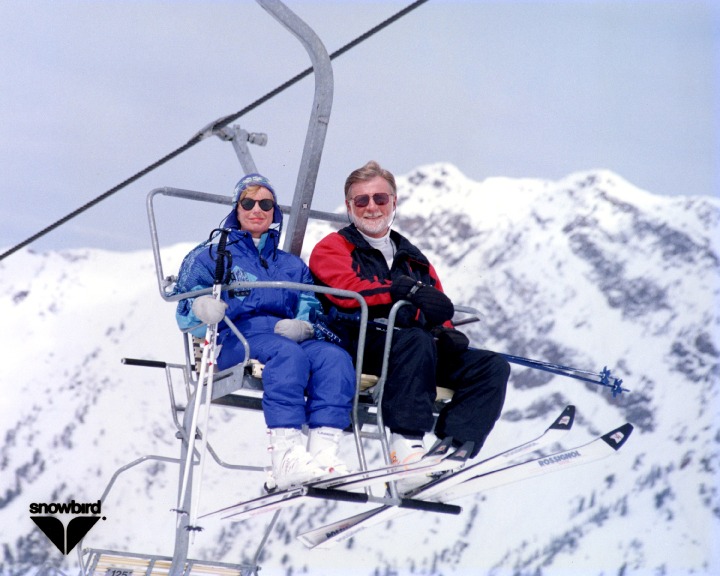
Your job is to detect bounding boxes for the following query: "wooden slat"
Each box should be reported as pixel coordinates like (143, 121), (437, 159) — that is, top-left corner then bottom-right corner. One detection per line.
(87, 552), (250, 576)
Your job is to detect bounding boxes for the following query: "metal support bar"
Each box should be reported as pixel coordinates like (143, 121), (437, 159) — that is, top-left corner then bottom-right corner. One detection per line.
(256, 0), (334, 256)
(146, 186), (347, 300)
(215, 125), (268, 175)
(304, 486), (462, 515)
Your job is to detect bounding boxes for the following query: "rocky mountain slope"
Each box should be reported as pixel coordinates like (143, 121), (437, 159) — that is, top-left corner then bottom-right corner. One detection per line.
(1, 164), (718, 575)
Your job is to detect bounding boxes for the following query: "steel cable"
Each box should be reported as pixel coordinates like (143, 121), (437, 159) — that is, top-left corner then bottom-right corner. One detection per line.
(1, 0), (429, 261)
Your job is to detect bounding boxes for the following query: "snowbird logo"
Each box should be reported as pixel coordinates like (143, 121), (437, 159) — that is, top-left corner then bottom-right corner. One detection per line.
(608, 431), (626, 444)
(29, 500), (105, 555)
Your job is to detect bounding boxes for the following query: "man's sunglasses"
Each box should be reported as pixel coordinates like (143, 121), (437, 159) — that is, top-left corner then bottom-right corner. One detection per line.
(349, 192), (393, 208)
(239, 198), (274, 211)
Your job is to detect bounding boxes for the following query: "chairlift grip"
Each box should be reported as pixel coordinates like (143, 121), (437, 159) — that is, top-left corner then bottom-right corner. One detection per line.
(122, 357), (167, 369)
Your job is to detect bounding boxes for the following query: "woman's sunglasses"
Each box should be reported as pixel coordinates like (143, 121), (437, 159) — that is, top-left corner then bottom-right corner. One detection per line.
(349, 192), (392, 208)
(239, 198), (274, 211)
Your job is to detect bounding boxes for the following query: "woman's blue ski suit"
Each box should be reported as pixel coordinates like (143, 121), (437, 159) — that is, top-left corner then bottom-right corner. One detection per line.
(174, 211), (355, 431)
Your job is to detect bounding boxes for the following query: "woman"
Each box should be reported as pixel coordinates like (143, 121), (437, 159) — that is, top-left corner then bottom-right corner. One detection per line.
(175, 173), (355, 490)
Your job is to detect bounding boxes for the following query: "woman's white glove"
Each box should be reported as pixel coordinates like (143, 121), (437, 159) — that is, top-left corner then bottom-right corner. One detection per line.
(192, 295), (228, 325)
(274, 319), (314, 342)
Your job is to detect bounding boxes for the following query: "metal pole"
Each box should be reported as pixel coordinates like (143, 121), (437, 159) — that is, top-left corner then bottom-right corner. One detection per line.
(256, 0), (334, 256)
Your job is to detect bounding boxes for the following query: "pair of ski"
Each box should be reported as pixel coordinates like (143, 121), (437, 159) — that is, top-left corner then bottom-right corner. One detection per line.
(201, 405), (633, 549)
(200, 435), (474, 523)
(298, 405), (633, 548)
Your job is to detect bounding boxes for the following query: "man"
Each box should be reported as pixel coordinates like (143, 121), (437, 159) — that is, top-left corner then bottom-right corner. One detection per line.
(309, 161), (509, 491)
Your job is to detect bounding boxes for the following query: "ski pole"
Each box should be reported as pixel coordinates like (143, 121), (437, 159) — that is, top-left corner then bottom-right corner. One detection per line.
(189, 231), (234, 533)
(500, 354), (629, 397)
(323, 307), (629, 397)
(176, 230), (230, 529)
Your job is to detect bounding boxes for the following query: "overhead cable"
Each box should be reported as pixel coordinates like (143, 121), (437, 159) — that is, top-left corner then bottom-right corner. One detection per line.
(1, 0), (429, 262)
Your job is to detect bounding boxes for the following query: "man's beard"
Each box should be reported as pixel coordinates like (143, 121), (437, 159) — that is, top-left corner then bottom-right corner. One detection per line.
(350, 210), (392, 237)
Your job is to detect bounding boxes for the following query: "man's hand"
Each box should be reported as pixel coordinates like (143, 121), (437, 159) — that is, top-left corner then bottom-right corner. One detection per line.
(432, 326), (470, 355)
(390, 275), (454, 326)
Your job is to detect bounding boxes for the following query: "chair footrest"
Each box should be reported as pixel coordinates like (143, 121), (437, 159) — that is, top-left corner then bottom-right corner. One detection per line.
(83, 549), (256, 576)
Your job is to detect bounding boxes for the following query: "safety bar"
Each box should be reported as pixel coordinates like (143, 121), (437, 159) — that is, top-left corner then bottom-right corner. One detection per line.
(147, 186), (348, 301)
(174, 279), (373, 473)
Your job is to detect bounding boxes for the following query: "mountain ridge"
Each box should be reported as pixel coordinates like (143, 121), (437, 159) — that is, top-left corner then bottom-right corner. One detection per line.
(1, 164), (718, 575)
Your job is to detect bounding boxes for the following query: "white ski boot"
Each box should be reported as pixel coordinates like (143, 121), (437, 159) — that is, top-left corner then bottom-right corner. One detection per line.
(389, 432), (429, 495)
(267, 428), (325, 491)
(307, 426), (352, 476)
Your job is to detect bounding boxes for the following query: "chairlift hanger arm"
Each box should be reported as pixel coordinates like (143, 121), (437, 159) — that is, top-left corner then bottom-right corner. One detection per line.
(0, 1), (431, 262)
(256, 0), (335, 256)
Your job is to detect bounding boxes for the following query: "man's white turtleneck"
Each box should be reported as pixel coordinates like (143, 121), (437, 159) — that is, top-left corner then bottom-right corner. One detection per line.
(359, 228), (396, 268)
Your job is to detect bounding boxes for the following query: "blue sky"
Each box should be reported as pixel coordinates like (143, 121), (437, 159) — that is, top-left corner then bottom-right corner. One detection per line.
(1, 0), (718, 253)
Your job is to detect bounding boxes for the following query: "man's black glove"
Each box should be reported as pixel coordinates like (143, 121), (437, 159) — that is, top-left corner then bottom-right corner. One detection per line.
(432, 326), (470, 355)
(312, 320), (342, 346)
(308, 309), (343, 345)
(390, 275), (454, 327)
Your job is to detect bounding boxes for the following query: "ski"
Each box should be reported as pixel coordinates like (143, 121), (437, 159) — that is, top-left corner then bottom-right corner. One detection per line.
(434, 422), (632, 503)
(323, 438), (473, 493)
(411, 404), (577, 498)
(199, 436), (464, 522)
(297, 405), (577, 548)
(297, 417), (632, 550)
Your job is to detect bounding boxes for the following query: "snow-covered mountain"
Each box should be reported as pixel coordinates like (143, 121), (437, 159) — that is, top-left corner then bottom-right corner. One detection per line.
(1, 164), (718, 576)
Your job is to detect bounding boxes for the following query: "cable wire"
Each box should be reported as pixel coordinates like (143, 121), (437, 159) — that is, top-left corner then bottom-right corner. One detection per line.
(0, 0), (429, 262)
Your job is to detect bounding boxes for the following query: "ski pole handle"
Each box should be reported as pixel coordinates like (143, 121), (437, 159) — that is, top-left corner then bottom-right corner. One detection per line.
(398, 498), (462, 515)
(213, 229), (230, 287)
(305, 487), (462, 515)
(121, 357), (167, 369)
(305, 486), (369, 503)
